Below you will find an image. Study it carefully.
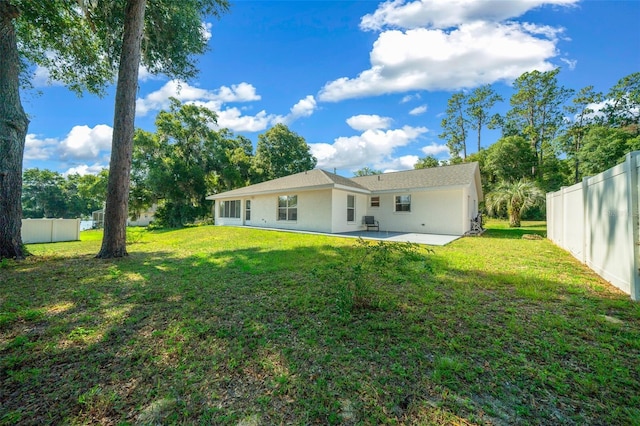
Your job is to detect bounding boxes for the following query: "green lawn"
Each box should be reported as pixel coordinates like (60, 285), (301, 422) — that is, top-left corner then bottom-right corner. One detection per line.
(1, 221), (639, 425)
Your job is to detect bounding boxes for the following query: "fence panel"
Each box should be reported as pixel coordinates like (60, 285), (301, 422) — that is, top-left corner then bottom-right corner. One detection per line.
(21, 219), (81, 244)
(546, 151), (640, 300)
(585, 161), (634, 295)
(562, 183), (585, 263)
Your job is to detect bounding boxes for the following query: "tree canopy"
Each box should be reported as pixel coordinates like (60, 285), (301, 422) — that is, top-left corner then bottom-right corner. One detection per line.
(131, 99), (254, 227)
(414, 156), (440, 169)
(254, 123), (317, 181)
(0, 0), (229, 259)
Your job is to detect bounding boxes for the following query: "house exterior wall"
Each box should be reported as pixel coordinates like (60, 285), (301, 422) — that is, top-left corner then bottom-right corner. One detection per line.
(464, 181), (481, 233)
(330, 189), (369, 233)
(128, 209), (156, 227)
(215, 189), (334, 233)
(211, 169), (483, 237)
(364, 187), (466, 235)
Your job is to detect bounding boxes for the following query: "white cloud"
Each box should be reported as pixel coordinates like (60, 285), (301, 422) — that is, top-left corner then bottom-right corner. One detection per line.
(25, 125), (113, 168)
(278, 95), (318, 125)
(319, 21), (559, 101)
(401, 93), (421, 103)
(63, 163), (108, 177)
(346, 114), (393, 131)
(201, 22), (213, 41)
(32, 66), (57, 87)
(409, 105), (428, 115)
(360, 0), (578, 31)
(136, 80), (261, 116)
(320, 0), (576, 102)
(60, 124), (113, 160)
(560, 57), (577, 70)
(25, 134), (59, 160)
(309, 125), (427, 170)
(138, 81), (316, 132)
(421, 142), (449, 156)
(380, 154), (421, 172)
(138, 65), (160, 82)
(215, 107), (275, 132)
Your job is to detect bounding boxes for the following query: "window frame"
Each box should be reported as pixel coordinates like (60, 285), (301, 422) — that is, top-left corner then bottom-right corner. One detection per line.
(219, 200), (241, 218)
(245, 200), (251, 221)
(370, 196), (380, 208)
(394, 195), (411, 213)
(277, 195), (298, 221)
(347, 194), (356, 223)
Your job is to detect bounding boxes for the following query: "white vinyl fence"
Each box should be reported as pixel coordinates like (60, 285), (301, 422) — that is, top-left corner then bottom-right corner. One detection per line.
(21, 219), (81, 244)
(547, 151), (640, 300)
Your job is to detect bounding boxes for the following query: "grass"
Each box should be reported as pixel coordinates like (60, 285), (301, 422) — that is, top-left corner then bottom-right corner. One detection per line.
(1, 220), (639, 425)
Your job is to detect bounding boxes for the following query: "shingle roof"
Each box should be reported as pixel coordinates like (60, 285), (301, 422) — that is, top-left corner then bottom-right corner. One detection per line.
(206, 169), (368, 199)
(207, 163), (482, 200)
(352, 162), (480, 192)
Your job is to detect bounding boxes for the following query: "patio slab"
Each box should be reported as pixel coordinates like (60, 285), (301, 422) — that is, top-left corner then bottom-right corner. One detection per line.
(335, 230), (460, 246)
(228, 226), (461, 246)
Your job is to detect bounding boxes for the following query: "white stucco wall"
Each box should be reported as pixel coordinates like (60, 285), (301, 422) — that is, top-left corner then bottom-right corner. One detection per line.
(215, 189), (334, 233)
(213, 182), (478, 237)
(330, 189), (369, 233)
(364, 187), (466, 235)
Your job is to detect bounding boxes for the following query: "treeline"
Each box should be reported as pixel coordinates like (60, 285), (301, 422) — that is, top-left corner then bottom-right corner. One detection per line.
(22, 169), (108, 219)
(419, 70), (640, 198)
(22, 98), (317, 226)
(24, 70), (639, 226)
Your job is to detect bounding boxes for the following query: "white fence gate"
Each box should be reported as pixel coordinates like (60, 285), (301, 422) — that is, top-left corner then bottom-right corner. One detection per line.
(21, 219), (81, 244)
(547, 151), (640, 300)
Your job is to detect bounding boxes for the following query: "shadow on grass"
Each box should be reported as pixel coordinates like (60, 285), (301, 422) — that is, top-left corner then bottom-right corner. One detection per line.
(1, 236), (638, 425)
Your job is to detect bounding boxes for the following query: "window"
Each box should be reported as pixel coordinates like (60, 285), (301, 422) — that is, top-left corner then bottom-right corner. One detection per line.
(370, 196), (380, 207)
(219, 200), (241, 218)
(245, 200), (251, 221)
(395, 195), (411, 212)
(347, 195), (355, 222)
(278, 195), (297, 221)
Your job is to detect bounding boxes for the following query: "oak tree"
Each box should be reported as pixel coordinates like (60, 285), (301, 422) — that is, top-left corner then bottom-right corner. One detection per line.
(254, 124), (317, 181)
(0, 0), (111, 259)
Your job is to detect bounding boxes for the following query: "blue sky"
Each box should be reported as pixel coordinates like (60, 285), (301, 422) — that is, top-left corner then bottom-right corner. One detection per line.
(23, 0), (640, 177)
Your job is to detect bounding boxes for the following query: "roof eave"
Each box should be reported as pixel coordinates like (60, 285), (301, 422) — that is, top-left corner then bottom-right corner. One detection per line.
(207, 183), (337, 199)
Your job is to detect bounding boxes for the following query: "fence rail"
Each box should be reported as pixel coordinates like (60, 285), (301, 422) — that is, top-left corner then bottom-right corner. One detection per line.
(546, 151), (640, 301)
(21, 219), (81, 244)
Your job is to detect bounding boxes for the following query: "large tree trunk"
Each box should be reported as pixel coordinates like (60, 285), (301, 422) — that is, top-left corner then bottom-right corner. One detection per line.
(96, 0), (146, 258)
(0, 2), (29, 260)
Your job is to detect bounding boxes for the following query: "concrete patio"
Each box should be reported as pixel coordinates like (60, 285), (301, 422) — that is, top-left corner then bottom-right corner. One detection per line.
(233, 226), (461, 246)
(335, 230), (460, 246)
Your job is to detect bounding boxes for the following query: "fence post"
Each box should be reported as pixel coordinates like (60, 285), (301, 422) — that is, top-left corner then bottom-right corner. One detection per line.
(627, 151), (640, 301)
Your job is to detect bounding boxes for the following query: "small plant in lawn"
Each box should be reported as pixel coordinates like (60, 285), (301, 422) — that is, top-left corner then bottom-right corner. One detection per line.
(126, 227), (146, 244)
(315, 238), (431, 313)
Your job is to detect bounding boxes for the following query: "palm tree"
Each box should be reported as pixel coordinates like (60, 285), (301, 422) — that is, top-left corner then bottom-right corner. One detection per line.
(485, 179), (545, 227)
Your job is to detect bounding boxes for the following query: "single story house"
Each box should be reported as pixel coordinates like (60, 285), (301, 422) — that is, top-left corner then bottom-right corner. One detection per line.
(206, 162), (483, 236)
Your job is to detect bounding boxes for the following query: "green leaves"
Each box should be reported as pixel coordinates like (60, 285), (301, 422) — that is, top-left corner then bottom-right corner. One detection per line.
(485, 179), (545, 228)
(131, 99), (251, 227)
(254, 123), (317, 181)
